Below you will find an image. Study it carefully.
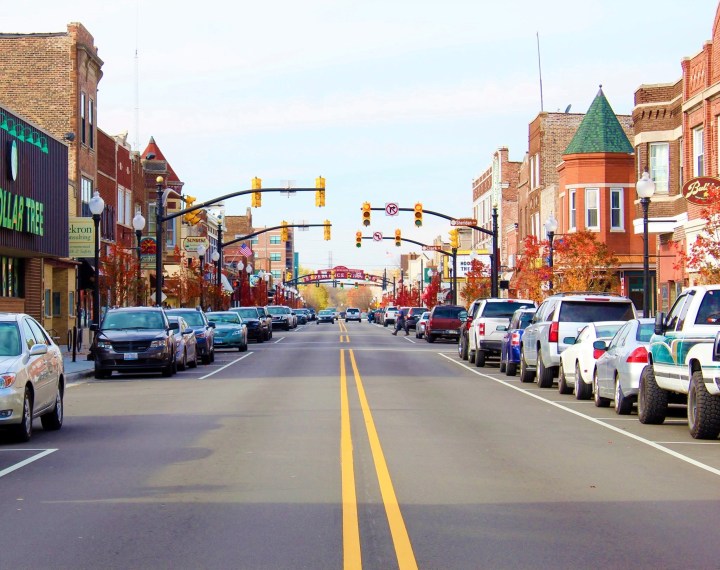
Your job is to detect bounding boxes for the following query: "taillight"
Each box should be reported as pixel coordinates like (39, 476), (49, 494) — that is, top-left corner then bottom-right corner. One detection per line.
(593, 348), (604, 360)
(478, 323), (485, 336)
(511, 332), (520, 346)
(626, 346), (648, 364)
(548, 322), (559, 343)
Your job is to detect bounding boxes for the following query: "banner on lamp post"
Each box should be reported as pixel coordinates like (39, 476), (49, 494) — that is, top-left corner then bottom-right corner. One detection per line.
(69, 217), (95, 258)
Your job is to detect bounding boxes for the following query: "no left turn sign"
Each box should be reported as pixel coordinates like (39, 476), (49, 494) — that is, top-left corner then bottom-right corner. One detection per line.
(373, 232), (383, 241)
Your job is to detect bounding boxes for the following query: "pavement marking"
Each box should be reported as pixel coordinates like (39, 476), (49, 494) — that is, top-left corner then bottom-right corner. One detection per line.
(340, 350), (362, 569)
(349, 349), (418, 570)
(274, 337), (285, 344)
(198, 352), (253, 380)
(0, 449), (57, 479)
(441, 353), (720, 479)
(655, 441), (720, 445)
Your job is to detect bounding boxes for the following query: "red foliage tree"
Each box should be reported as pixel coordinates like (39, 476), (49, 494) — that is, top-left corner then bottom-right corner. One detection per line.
(460, 259), (490, 303)
(553, 231), (619, 292)
(511, 235), (550, 304)
(678, 184), (720, 285)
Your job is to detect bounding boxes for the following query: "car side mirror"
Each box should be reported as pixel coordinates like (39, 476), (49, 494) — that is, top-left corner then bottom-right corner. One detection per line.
(592, 339), (608, 352)
(208, 322), (216, 328)
(28, 343), (48, 356)
(563, 336), (576, 345)
(654, 311), (666, 335)
(168, 322), (179, 331)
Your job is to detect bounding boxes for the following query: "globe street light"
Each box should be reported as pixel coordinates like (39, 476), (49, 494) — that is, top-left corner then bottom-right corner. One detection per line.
(544, 213), (559, 291)
(197, 244), (206, 310)
(132, 209), (146, 306)
(212, 250), (220, 286)
(637, 169), (656, 318)
(89, 190), (105, 331)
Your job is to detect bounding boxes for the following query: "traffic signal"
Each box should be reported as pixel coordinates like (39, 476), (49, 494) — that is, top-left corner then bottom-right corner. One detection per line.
(361, 202), (371, 227)
(280, 221), (289, 242)
(355, 231), (362, 248)
(340, 283), (344, 289)
(183, 195), (198, 224)
(354, 282), (358, 289)
(251, 177), (262, 207)
(324, 220), (331, 240)
(414, 202), (423, 227)
(394, 229), (402, 247)
(449, 228), (459, 248)
(315, 176), (326, 207)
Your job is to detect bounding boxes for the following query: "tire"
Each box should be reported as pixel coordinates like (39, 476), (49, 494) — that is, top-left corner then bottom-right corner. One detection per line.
(615, 376), (633, 415)
(178, 349), (187, 371)
(519, 350), (534, 383)
(459, 336), (469, 361)
(638, 365), (668, 424)
(162, 357), (174, 377)
(258, 333), (265, 343)
(12, 388), (33, 442)
(536, 351), (553, 389)
(688, 370), (720, 439)
(475, 349), (485, 368)
(41, 387), (63, 431)
(426, 334), (435, 343)
(240, 342), (248, 352)
(575, 362), (592, 400)
(594, 371), (611, 407)
(94, 368), (111, 379)
(384, 322), (388, 327)
(189, 351), (198, 368)
(558, 362), (572, 394)
(202, 352), (211, 365)
(499, 361), (506, 373)
(506, 362), (517, 377)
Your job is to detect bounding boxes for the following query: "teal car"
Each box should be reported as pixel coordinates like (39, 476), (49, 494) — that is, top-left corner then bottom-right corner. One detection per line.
(206, 312), (248, 352)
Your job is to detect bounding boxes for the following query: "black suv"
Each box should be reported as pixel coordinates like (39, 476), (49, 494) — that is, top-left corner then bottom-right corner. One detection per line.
(404, 307), (427, 331)
(92, 307), (176, 379)
(165, 308), (216, 364)
(231, 307), (272, 342)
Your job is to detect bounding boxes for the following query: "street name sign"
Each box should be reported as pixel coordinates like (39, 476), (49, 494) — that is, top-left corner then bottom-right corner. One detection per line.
(450, 218), (477, 227)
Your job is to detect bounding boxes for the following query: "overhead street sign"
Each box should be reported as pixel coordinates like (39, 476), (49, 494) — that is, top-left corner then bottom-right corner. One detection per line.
(451, 218), (478, 227)
(385, 203), (399, 216)
(372, 232), (383, 241)
(422, 245), (443, 251)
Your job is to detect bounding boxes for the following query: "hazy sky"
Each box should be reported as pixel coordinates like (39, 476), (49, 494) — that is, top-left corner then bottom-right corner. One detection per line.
(4, 1), (718, 271)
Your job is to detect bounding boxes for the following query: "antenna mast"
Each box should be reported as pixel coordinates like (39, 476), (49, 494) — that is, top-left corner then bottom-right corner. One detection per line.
(536, 32), (544, 113)
(134, 0), (140, 151)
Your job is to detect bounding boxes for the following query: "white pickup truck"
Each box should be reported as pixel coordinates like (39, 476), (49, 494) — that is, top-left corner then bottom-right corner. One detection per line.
(639, 285), (720, 439)
(468, 298), (536, 367)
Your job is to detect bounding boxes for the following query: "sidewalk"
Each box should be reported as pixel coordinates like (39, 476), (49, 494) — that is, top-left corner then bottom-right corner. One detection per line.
(60, 345), (95, 383)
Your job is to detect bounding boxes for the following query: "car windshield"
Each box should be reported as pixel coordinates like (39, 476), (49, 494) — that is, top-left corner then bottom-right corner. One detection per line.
(518, 312), (535, 328)
(319, 310), (333, 316)
(167, 311), (205, 326)
(0, 323), (21, 356)
(268, 307), (290, 315)
(433, 307), (464, 318)
(636, 322), (655, 342)
(558, 301), (634, 322)
(103, 311), (165, 329)
(420, 312), (430, 319)
(484, 301), (535, 318)
(595, 323), (624, 338)
(235, 309), (259, 319)
(209, 313), (241, 324)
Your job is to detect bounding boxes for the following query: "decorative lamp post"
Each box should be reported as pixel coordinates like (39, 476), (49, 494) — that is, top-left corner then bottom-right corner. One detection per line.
(246, 263), (253, 304)
(197, 244), (206, 310)
(637, 169), (656, 318)
(132, 210), (146, 306)
(544, 213), (558, 291)
(89, 190), (105, 330)
(212, 250), (220, 285)
(236, 260), (245, 306)
(263, 271), (270, 306)
(154, 176), (165, 307)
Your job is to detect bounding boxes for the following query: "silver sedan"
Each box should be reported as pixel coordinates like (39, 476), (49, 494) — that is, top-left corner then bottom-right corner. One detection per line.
(593, 318), (655, 414)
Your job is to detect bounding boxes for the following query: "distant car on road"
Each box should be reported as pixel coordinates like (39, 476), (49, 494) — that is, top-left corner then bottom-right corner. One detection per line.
(415, 311), (430, 339)
(167, 315), (198, 370)
(317, 310), (335, 324)
(345, 308), (361, 322)
(207, 311), (248, 351)
(165, 308), (216, 364)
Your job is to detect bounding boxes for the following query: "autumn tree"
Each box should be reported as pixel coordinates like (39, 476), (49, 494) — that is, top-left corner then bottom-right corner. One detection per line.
(460, 259), (490, 304)
(422, 272), (441, 310)
(299, 283), (329, 310)
(164, 246), (201, 307)
(553, 231), (619, 292)
(346, 286), (374, 310)
(99, 243), (146, 307)
(512, 235), (550, 304)
(679, 185), (720, 284)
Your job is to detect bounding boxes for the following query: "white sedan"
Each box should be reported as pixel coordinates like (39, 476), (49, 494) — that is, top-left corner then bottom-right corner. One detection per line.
(0, 313), (64, 442)
(557, 321), (626, 400)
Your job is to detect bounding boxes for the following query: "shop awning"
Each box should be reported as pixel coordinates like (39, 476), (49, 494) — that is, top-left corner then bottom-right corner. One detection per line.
(78, 258), (96, 290)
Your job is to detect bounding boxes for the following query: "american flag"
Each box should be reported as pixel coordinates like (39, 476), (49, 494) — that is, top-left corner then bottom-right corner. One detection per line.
(239, 243), (253, 258)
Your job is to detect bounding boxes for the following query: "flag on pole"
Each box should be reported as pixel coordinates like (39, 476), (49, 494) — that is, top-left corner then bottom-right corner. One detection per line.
(239, 243), (253, 258)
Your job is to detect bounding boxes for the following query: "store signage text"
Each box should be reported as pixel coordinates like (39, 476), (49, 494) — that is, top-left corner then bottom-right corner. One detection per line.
(682, 176), (720, 205)
(0, 186), (44, 236)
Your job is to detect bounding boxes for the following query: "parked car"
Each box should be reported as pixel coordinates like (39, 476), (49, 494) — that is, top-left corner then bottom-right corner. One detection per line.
(458, 299), (483, 361)
(307, 308), (316, 321)
(345, 308), (361, 322)
(92, 306), (176, 379)
(207, 311), (248, 351)
(558, 321), (626, 398)
(384, 307), (399, 327)
(593, 318), (654, 414)
(165, 308), (216, 364)
(425, 305), (467, 343)
(317, 309), (335, 324)
(404, 307), (427, 332)
(0, 313), (64, 442)
(267, 305), (295, 330)
(468, 298), (536, 367)
(373, 308), (385, 325)
(256, 306), (274, 338)
(231, 307), (271, 342)
(415, 311), (430, 339)
(499, 308), (537, 376)
(167, 315), (198, 370)
(520, 292), (637, 387)
(292, 308), (308, 325)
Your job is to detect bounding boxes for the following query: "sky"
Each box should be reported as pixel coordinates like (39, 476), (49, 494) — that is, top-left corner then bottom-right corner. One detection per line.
(4, 0), (718, 273)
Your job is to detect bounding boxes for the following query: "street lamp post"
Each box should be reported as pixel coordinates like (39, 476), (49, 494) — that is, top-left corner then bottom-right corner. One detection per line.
(132, 210), (146, 306)
(544, 213), (558, 291)
(154, 176), (165, 307)
(637, 169), (656, 318)
(89, 191), (105, 330)
(197, 244), (206, 310)
(246, 263), (253, 305)
(211, 251), (220, 310)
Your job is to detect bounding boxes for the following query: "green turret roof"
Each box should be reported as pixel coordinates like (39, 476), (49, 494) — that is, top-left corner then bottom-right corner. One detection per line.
(564, 87), (633, 155)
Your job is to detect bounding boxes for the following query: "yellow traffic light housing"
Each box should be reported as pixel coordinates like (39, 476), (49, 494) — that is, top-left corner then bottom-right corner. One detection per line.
(280, 221), (289, 242)
(324, 220), (331, 241)
(315, 176), (326, 207)
(414, 202), (423, 227)
(355, 231), (362, 248)
(361, 202), (371, 227)
(183, 195), (198, 224)
(251, 177), (262, 207)
(394, 228), (402, 247)
(449, 229), (459, 248)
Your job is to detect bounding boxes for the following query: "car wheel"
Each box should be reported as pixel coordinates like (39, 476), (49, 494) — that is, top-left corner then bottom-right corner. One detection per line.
(210, 349), (215, 363)
(499, 360), (506, 373)
(574, 362), (592, 400)
(202, 352), (211, 365)
(258, 334), (265, 343)
(240, 341), (248, 352)
(475, 349), (485, 368)
(614, 376), (632, 415)
(94, 367), (111, 379)
(536, 352), (553, 389)
(459, 336), (469, 361)
(519, 350), (534, 383)
(189, 351), (198, 368)
(384, 322), (388, 327)
(593, 371), (611, 407)
(41, 387), (64, 431)
(638, 365), (668, 424)
(12, 388), (33, 442)
(179, 349), (187, 371)
(426, 334), (435, 343)
(506, 362), (517, 377)
(162, 360), (174, 377)
(558, 362), (572, 394)
(688, 370), (720, 439)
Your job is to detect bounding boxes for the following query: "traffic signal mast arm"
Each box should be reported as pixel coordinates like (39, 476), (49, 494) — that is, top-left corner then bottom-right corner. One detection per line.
(367, 206), (492, 237)
(222, 222), (331, 248)
(361, 235), (454, 257)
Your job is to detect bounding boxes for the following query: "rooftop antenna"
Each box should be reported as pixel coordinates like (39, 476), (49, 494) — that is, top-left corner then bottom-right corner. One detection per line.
(536, 32), (544, 112)
(133, 0), (140, 151)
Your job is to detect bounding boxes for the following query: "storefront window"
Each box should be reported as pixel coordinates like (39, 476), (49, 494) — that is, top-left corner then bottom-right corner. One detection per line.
(0, 257), (23, 298)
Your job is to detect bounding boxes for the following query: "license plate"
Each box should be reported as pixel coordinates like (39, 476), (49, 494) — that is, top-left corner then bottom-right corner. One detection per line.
(124, 352), (138, 360)
(215, 339), (223, 344)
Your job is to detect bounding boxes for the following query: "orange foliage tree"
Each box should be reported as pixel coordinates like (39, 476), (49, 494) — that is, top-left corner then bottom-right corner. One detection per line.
(512, 235), (550, 304)
(422, 272), (441, 310)
(99, 243), (147, 307)
(678, 185), (720, 285)
(164, 246), (202, 307)
(460, 258), (490, 304)
(553, 231), (619, 292)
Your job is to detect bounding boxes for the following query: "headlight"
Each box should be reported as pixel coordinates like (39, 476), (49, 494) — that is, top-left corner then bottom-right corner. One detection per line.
(0, 373), (17, 388)
(230, 330), (240, 336)
(97, 340), (112, 349)
(150, 340), (165, 348)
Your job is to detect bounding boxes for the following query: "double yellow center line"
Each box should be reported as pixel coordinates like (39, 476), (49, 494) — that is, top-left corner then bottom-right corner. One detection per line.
(340, 349), (418, 570)
(339, 321), (350, 343)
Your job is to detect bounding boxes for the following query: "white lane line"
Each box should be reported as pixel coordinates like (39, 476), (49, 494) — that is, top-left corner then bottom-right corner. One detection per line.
(274, 336), (285, 344)
(440, 354), (720, 478)
(403, 336), (416, 344)
(199, 352), (253, 379)
(0, 449), (57, 479)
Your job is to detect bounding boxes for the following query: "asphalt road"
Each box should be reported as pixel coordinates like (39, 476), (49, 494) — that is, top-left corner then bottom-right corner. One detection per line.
(2, 319), (720, 569)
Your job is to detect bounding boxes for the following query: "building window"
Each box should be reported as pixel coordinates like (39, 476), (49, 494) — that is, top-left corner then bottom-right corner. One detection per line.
(270, 236), (281, 245)
(117, 188), (125, 226)
(610, 188), (623, 230)
(125, 191), (132, 226)
(52, 292), (61, 317)
(148, 203), (157, 234)
(81, 177), (93, 217)
(585, 188), (599, 230)
(650, 143), (669, 194)
(679, 138), (684, 188)
(272, 270), (282, 280)
(89, 99), (95, 149)
(250, 237), (259, 245)
(270, 253), (281, 262)
(80, 92), (86, 145)
(534, 154), (540, 188)
(69, 291), (75, 316)
(44, 289), (51, 318)
(569, 190), (577, 230)
(693, 127), (704, 176)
